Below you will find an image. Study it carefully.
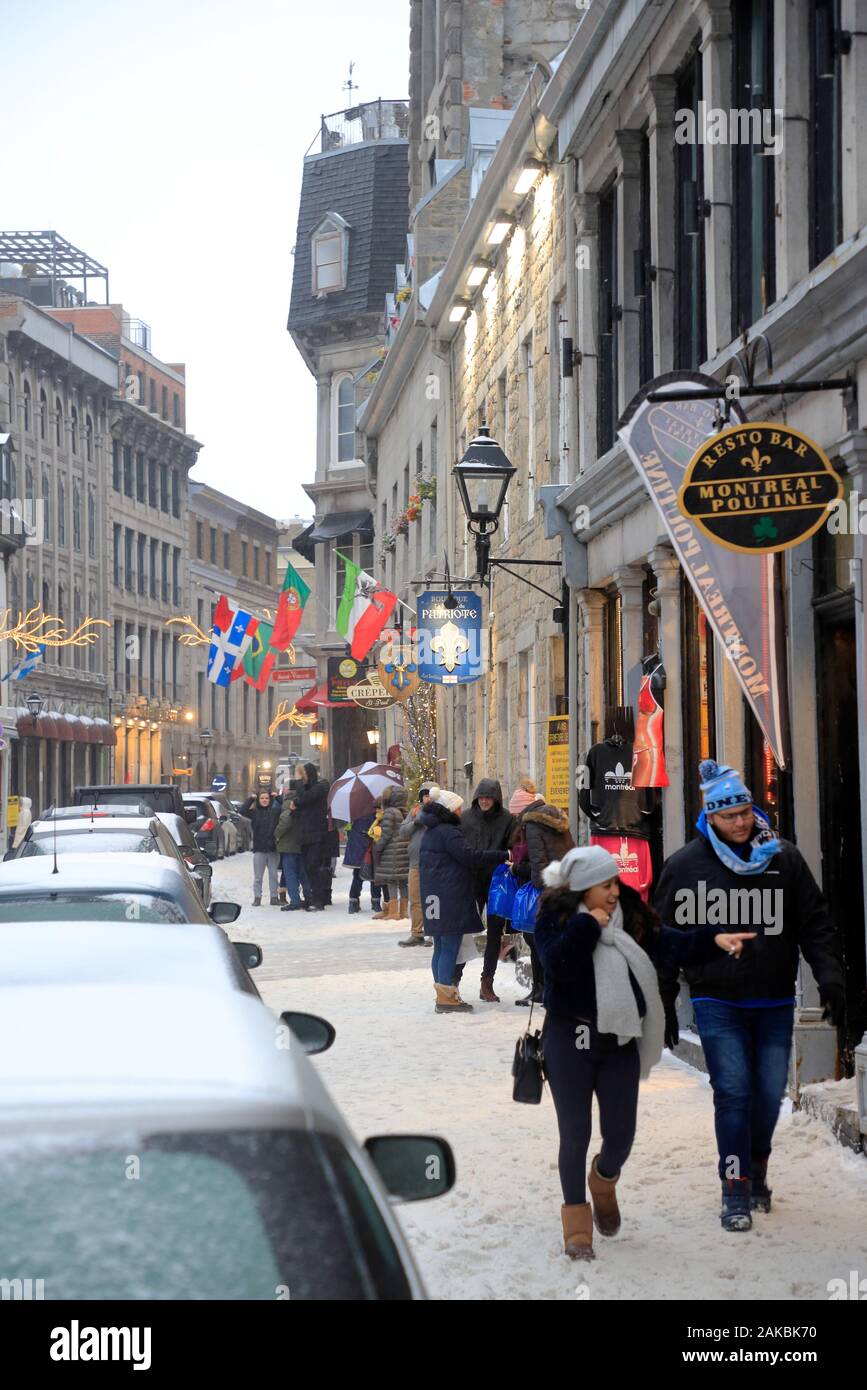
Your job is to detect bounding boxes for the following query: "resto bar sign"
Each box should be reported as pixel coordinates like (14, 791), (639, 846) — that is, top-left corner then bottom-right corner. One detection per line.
(677, 422), (842, 554)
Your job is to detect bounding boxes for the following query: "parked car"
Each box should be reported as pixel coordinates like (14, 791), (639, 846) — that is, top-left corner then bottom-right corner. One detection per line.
(156, 812), (214, 906)
(229, 800), (253, 851)
(9, 813), (182, 860)
(182, 794), (226, 860)
(74, 784), (187, 819)
(0, 978), (454, 1298)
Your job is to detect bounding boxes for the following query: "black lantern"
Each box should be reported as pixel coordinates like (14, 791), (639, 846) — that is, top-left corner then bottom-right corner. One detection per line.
(24, 692), (47, 719)
(199, 728), (214, 749)
(452, 426), (516, 578)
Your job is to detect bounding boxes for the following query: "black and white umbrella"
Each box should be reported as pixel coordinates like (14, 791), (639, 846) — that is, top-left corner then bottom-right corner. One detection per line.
(327, 761), (404, 822)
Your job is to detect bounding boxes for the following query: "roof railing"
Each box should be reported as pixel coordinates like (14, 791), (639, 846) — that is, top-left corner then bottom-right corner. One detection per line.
(305, 99), (409, 156)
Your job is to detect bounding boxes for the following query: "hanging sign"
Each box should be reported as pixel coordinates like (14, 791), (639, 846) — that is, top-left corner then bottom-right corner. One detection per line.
(271, 666), (317, 684)
(377, 635), (420, 704)
(416, 591), (484, 685)
(677, 422), (843, 554)
(619, 376), (789, 768)
(545, 716), (570, 808)
(348, 676), (395, 710)
(327, 655), (364, 703)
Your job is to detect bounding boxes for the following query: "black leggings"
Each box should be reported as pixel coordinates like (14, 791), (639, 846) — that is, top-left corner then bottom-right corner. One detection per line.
(542, 1014), (641, 1205)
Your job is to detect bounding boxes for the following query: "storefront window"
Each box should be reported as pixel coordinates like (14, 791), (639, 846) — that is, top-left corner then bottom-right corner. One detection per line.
(681, 581), (716, 832)
(603, 591), (622, 710)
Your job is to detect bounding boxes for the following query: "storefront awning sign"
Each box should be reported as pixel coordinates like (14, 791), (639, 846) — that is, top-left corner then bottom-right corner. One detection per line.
(416, 591), (484, 685)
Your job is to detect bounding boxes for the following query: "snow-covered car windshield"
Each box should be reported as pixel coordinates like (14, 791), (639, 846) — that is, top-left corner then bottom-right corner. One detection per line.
(0, 1130), (412, 1300)
(0, 892), (187, 924)
(19, 831), (158, 856)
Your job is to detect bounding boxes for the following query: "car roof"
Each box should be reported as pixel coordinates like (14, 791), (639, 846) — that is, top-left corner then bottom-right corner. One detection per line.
(0, 852), (201, 896)
(29, 816), (158, 833)
(0, 981), (334, 1134)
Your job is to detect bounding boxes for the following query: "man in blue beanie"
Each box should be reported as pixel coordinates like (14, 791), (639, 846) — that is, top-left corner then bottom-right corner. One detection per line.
(654, 759), (845, 1233)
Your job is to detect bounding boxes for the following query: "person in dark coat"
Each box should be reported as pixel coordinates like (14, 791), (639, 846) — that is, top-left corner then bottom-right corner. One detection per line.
(241, 789), (281, 905)
(288, 762), (331, 911)
(373, 785), (410, 920)
(397, 782), (434, 946)
(535, 846), (754, 1262)
(418, 787), (509, 1013)
(510, 801), (575, 1006)
(343, 810), (381, 914)
(654, 758), (846, 1233)
(275, 787), (312, 911)
(460, 778), (516, 1001)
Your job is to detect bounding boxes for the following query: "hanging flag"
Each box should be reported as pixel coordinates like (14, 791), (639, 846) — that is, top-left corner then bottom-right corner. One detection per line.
(335, 553), (398, 660)
(208, 597), (258, 686)
(270, 562), (310, 651)
(2, 644), (45, 682)
(243, 619), (277, 692)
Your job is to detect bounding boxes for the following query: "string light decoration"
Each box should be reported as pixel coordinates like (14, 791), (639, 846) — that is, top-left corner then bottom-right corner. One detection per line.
(0, 607), (109, 653)
(165, 616), (209, 647)
(399, 683), (438, 804)
(268, 699), (318, 738)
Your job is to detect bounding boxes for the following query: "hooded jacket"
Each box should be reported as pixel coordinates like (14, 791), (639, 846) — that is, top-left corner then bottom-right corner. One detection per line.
(418, 799), (508, 936)
(516, 804), (575, 888)
(291, 763), (330, 846)
(460, 778), (516, 898)
(373, 785), (410, 884)
(242, 794), (281, 853)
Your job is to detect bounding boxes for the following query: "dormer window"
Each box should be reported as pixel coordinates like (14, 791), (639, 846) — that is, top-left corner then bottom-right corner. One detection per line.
(311, 213), (350, 296)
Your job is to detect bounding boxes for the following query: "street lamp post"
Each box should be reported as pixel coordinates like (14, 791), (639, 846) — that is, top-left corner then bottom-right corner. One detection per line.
(451, 426), (516, 582)
(199, 728), (213, 784)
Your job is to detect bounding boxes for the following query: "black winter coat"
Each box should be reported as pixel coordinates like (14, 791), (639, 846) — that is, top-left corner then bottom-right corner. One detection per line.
(513, 805), (574, 888)
(291, 764), (330, 846)
(653, 831), (844, 1003)
(535, 894), (722, 1023)
(418, 801), (508, 936)
(242, 798), (281, 853)
(460, 778), (516, 900)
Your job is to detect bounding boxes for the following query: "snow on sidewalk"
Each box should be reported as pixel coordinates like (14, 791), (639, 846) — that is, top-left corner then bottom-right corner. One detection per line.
(219, 857), (867, 1302)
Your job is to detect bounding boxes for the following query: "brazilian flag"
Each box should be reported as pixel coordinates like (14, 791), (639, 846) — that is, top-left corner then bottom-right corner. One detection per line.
(242, 619), (276, 692)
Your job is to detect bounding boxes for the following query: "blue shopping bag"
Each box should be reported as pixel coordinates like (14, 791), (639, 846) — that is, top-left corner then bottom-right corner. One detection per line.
(512, 881), (541, 934)
(487, 863), (518, 919)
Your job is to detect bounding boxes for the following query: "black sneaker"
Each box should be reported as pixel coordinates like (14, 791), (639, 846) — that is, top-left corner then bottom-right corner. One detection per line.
(750, 1165), (772, 1212)
(721, 1179), (752, 1232)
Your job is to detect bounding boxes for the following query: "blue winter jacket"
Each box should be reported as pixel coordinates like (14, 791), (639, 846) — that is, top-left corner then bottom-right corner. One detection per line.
(418, 801), (508, 937)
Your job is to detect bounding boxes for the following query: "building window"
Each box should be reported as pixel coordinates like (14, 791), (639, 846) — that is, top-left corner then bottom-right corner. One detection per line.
(731, 0), (776, 333)
(113, 525), (122, 586)
(150, 538), (159, 598)
(675, 42), (707, 369)
(597, 181), (619, 456)
(162, 542), (170, 602)
(149, 378), (156, 413)
(311, 214), (348, 295)
(159, 463), (169, 511)
(72, 484), (81, 551)
(524, 336), (535, 522)
(265, 550), (271, 585)
(137, 533), (147, 594)
(171, 468), (180, 518)
(603, 591), (623, 711)
(85, 413), (93, 461)
(57, 479), (66, 546)
(161, 385), (168, 419)
(173, 547), (181, 606)
(148, 457), (158, 507)
(136, 452), (146, 502)
(70, 407), (78, 454)
(25, 463), (33, 500)
(125, 528), (134, 591)
(23, 379), (31, 433)
(173, 392), (180, 426)
(223, 532), (230, 569)
(210, 527), (217, 564)
(88, 486), (96, 558)
(196, 520), (204, 559)
(112, 441), (121, 490)
(334, 375), (356, 463)
(123, 446), (133, 497)
(42, 472), (51, 540)
(253, 544), (260, 580)
(810, 0), (843, 268)
(39, 388), (47, 440)
(241, 540), (248, 575)
(637, 129), (654, 386)
(55, 398), (63, 448)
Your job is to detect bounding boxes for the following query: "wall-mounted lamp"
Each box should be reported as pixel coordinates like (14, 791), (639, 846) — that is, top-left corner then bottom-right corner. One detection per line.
(513, 158), (545, 196)
(486, 215), (515, 246)
(449, 299), (470, 323)
(309, 729), (325, 749)
(366, 728), (380, 747)
(466, 260), (490, 288)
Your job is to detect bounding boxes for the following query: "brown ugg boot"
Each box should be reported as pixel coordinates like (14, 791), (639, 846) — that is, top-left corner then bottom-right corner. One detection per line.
(371, 901), (390, 920)
(588, 1155), (621, 1236)
(397, 895), (409, 921)
(479, 975), (500, 1002)
(434, 983), (473, 1013)
(561, 1203), (594, 1261)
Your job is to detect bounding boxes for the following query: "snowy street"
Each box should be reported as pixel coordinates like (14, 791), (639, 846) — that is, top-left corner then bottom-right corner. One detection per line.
(215, 854), (867, 1302)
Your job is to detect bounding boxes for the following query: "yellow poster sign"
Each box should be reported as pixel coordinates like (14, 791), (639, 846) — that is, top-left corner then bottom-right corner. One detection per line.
(545, 716), (570, 809)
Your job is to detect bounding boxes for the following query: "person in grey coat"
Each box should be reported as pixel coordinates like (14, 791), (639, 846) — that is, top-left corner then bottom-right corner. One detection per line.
(373, 785), (410, 921)
(397, 782), (434, 947)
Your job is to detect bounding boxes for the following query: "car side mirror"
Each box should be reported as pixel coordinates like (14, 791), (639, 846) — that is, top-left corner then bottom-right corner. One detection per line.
(209, 900), (241, 925)
(232, 941), (262, 970)
(279, 1011), (336, 1055)
(363, 1135), (456, 1202)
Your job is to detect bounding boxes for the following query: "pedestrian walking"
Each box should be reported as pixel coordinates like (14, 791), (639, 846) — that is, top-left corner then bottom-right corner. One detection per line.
(510, 797), (574, 1005)
(372, 785), (410, 921)
(275, 789), (311, 912)
(289, 762), (331, 911)
(460, 778), (516, 1000)
(535, 846), (755, 1261)
(654, 758), (845, 1232)
(418, 786), (509, 1013)
(397, 782), (434, 946)
(11, 796), (32, 852)
(242, 789), (281, 905)
(343, 811), (382, 914)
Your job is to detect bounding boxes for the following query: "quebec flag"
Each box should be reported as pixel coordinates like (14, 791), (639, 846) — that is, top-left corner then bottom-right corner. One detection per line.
(208, 596), (258, 686)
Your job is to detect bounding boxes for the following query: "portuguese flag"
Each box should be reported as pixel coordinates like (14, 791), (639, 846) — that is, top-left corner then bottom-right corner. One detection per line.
(270, 561), (310, 651)
(243, 619), (276, 691)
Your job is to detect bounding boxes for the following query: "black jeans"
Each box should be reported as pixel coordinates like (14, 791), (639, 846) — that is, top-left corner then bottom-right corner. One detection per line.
(349, 868), (381, 907)
(301, 841), (329, 908)
(475, 890), (505, 979)
(542, 1014), (641, 1205)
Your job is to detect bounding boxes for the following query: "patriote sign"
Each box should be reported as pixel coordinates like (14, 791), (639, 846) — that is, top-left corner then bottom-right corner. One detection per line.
(677, 422), (842, 553)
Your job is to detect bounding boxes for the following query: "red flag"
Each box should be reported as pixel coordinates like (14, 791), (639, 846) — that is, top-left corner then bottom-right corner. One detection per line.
(351, 585), (398, 660)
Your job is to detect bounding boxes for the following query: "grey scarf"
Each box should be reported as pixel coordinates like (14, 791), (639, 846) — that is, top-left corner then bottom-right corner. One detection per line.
(586, 901), (665, 1079)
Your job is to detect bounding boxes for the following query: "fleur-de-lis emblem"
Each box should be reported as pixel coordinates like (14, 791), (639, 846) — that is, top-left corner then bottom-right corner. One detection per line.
(740, 446), (771, 474)
(430, 620), (469, 674)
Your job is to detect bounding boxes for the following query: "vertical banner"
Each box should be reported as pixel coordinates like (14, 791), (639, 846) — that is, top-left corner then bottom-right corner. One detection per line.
(545, 715), (570, 807)
(416, 591), (484, 685)
(618, 375), (790, 768)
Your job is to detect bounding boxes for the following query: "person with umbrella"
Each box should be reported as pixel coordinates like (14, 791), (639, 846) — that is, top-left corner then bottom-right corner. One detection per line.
(328, 761), (405, 915)
(344, 810), (382, 915)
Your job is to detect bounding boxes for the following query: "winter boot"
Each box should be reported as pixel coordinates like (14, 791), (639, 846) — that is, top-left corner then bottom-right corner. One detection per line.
(398, 895), (410, 921)
(397, 933), (425, 947)
(588, 1155), (621, 1236)
(720, 1178), (753, 1232)
(347, 899), (361, 915)
(434, 983), (474, 1013)
(479, 975), (500, 1003)
(371, 902), (390, 920)
(252, 896), (262, 907)
(278, 886), (287, 904)
(561, 1203), (594, 1261)
(386, 899), (402, 922)
(270, 895), (280, 906)
(751, 1160), (772, 1213)
(515, 986), (544, 1007)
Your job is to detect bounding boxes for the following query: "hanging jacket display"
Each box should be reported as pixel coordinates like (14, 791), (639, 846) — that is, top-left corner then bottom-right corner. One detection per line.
(632, 657), (669, 789)
(578, 735), (655, 839)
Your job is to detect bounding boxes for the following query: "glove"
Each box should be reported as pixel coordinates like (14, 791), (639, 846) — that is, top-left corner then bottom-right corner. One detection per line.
(664, 1005), (679, 1050)
(819, 982), (846, 1029)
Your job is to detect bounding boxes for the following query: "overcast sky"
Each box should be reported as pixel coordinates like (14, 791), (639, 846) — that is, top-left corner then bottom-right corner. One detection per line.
(3, 0), (410, 519)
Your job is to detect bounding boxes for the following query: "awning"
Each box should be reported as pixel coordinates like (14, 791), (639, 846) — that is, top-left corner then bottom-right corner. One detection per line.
(51, 713), (75, 742)
(293, 510), (373, 564)
(295, 683), (343, 711)
(93, 720), (117, 747)
(14, 710), (116, 744)
(36, 714), (58, 739)
(15, 712), (36, 736)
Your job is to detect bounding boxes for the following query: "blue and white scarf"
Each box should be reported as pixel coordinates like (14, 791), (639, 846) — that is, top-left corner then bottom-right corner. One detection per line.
(697, 805), (781, 876)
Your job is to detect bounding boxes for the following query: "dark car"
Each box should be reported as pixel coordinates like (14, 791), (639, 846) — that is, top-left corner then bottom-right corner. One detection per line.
(74, 784), (187, 820)
(230, 800), (253, 851)
(182, 795), (225, 861)
(157, 812), (214, 906)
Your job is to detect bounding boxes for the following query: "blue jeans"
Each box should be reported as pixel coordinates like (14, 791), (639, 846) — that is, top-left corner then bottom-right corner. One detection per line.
(692, 999), (795, 1181)
(431, 933), (462, 986)
(349, 868), (380, 907)
(281, 852), (310, 907)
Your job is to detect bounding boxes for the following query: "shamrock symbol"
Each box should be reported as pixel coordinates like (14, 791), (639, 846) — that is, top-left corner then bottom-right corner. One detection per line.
(753, 517), (778, 542)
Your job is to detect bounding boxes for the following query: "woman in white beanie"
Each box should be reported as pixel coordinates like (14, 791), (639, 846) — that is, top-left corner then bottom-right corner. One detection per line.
(534, 846), (755, 1262)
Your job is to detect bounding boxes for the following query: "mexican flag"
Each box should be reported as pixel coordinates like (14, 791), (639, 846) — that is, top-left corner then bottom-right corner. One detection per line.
(270, 561), (310, 651)
(243, 618), (277, 691)
(335, 554), (397, 660)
